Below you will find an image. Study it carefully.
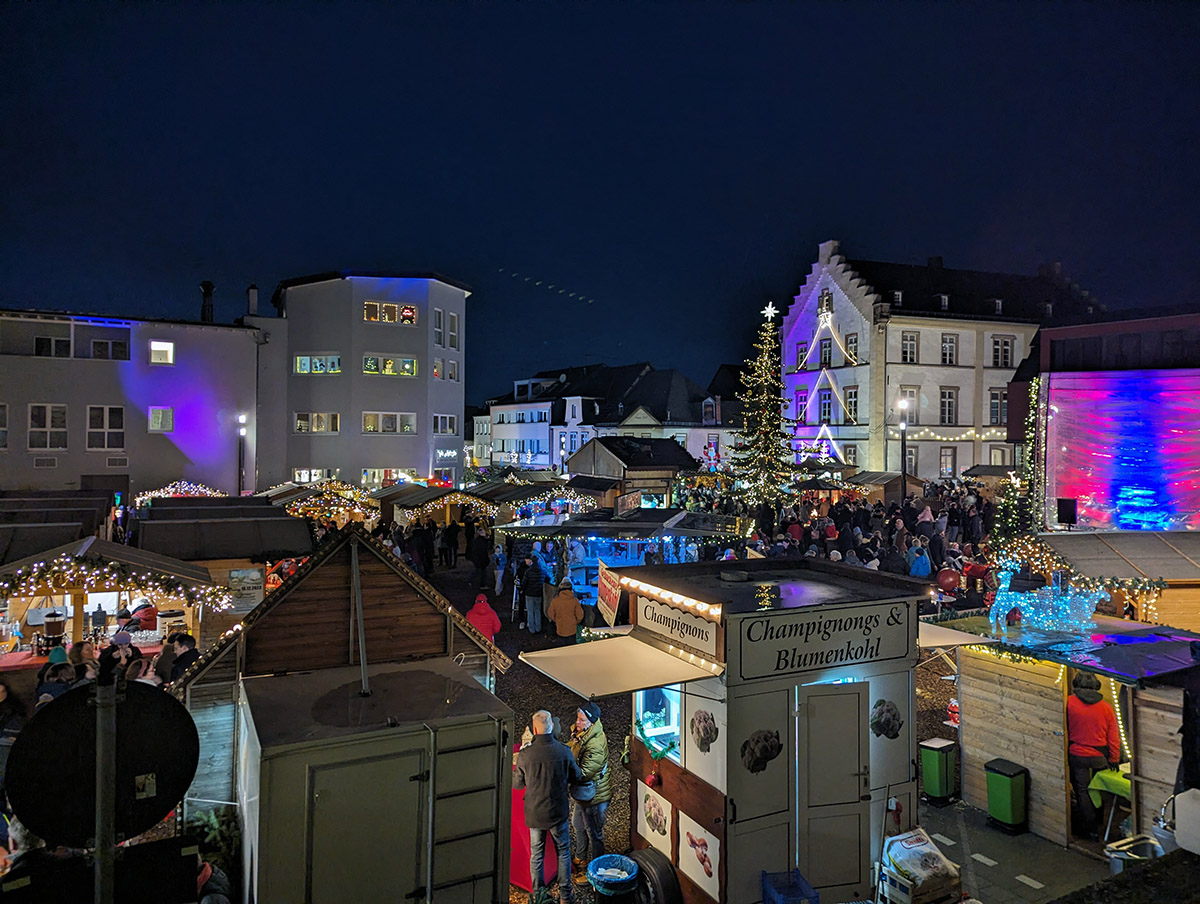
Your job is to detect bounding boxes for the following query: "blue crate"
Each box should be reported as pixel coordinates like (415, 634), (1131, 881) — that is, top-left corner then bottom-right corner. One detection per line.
(762, 869), (820, 904)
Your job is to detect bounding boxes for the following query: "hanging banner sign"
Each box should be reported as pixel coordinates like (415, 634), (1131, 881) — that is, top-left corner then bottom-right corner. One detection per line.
(738, 599), (912, 680)
(596, 559), (621, 627)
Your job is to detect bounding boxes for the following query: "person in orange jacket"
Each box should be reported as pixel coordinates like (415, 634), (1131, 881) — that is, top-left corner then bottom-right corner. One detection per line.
(465, 593), (501, 644)
(1066, 672), (1121, 840)
(546, 580), (584, 643)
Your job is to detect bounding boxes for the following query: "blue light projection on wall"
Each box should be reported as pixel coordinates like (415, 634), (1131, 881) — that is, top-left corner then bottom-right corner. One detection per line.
(1045, 370), (1200, 530)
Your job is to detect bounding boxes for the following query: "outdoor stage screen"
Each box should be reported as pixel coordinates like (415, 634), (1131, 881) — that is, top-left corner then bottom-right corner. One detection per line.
(1044, 370), (1200, 531)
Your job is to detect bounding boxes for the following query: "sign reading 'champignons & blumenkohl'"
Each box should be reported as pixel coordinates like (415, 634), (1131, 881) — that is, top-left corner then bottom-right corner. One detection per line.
(738, 599), (912, 680)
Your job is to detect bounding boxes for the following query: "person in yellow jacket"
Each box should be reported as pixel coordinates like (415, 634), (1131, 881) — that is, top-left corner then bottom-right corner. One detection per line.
(546, 579), (584, 642)
(567, 702), (610, 884)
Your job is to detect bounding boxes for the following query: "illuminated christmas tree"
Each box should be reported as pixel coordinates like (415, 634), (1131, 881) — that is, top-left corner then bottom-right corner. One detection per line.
(733, 303), (800, 506)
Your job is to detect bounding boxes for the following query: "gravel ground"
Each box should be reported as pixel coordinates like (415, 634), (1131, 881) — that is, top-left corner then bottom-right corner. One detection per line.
(426, 562), (630, 904)
(915, 649), (959, 795)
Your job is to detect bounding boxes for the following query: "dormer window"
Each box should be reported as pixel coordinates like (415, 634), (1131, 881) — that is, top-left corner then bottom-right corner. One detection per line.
(1044, 301), (1054, 317)
(993, 298), (1003, 315)
(893, 291), (903, 306)
(818, 288), (833, 314)
(938, 294), (949, 311)
(702, 400), (715, 424)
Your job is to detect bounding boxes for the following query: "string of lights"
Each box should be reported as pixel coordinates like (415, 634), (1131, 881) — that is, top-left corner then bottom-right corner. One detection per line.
(134, 480), (228, 508)
(286, 491), (380, 524)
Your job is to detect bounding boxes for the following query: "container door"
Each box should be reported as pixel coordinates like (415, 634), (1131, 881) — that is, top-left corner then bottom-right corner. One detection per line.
(796, 682), (871, 900)
(308, 751), (424, 903)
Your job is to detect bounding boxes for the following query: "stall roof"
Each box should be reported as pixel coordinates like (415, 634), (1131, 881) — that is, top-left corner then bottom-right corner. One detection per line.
(520, 634), (723, 700)
(612, 558), (932, 615)
(940, 614), (1200, 685)
(846, 470), (919, 487)
(0, 536), (213, 586)
(962, 465), (1016, 478)
(496, 508), (745, 540)
(0, 524), (91, 566)
(566, 475), (621, 493)
(137, 517), (314, 562)
(243, 659), (511, 749)
(1040, 531), (1200, 582)
(918, 621), (999, 649)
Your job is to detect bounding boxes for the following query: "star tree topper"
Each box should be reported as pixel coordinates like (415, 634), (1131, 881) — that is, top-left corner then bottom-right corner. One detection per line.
(761, 301), (778, 321)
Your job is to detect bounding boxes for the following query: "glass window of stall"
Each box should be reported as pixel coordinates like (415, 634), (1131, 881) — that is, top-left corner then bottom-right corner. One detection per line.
(635, 684), (683, 763)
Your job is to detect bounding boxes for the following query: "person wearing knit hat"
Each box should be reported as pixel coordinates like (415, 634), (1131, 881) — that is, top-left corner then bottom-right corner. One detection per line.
(546, 580), (584, 643)
(35, 645), (70, 686)
(98, 630), (142, 680)
(1067, 672), (1121, 840)
(466, 593), (501, 644)
(567, 701), (610, 884)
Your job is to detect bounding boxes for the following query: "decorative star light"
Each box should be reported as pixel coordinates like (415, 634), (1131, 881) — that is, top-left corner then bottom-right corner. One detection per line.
(761, 302), (778, 321)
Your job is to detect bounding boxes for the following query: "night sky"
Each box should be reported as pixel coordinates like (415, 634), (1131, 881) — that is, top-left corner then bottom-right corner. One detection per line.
(4, 3), (1198, 404)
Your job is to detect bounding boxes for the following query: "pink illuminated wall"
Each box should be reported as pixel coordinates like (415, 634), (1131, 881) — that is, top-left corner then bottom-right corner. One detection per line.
(1045, 370), (1200, 530)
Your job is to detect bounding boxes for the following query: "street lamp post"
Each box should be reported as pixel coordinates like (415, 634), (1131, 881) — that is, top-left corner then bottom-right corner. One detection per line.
(897, 398), (909, 506)
(237, 414), (247, 496)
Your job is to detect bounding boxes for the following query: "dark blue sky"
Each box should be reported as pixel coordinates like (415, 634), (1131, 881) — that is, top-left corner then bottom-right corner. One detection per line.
(4, 3), (1198, 403)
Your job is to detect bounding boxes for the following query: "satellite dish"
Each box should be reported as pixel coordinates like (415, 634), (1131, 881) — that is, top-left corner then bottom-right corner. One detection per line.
(7, 682), (199, 846)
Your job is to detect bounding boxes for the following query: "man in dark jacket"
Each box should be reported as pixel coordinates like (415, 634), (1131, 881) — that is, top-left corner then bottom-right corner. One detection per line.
(467, 526), (491, 589)
(514, 710), (581, 903)
(170, 633), (200, 681)
(522, 555), (546, 634)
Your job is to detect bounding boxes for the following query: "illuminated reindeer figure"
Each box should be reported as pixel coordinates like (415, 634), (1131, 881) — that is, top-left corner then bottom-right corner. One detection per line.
(989, 566), (1108, 634)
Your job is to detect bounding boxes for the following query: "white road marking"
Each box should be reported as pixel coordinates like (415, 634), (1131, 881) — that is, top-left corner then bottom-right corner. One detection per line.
(970, 853), (997, 866)
(930, 832), (957, 846)
(1016, 875), (1045, 889)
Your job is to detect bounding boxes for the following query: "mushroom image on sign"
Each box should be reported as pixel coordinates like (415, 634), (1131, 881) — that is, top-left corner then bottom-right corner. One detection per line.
(690, 708), (719, 753)
(740, 729), (783, 773)
(870, 698), (904, 739)
(635, 779), (672, 856)
(678, 810), (721, 899)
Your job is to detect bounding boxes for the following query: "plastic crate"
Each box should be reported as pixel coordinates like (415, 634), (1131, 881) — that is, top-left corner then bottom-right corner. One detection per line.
(762, 869), (819, 904)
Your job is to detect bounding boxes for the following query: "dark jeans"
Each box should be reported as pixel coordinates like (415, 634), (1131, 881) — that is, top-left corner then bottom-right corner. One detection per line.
(1069, 753), (1109, 837)
(572, 799), (608, 863)
(530, 818), (574, 903)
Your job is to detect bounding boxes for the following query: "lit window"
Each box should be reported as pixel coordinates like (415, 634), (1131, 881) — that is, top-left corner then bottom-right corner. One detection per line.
(294, 412), (340, 434)
(447, 360), (459, 382)
(149, 340), (174, 365)
(941, 334), (957, 366)
(295, 354), (341, 375)
(433, 414), (457, 435)
(363, 301), (380, 322)
(148, 406), (174, 433)
(448, 312), (460, 350)
(433, 309), (445, 346)
(381, 303), (399, 323)
(362, 411), (416, 434)
(363, 355), (416, 376)
(433, 358), (444, 380)
(87, 406), (124, 450)
(900, 387), (919, 424)
(28, 404), (67, 450)
(399, 305), (418, 325)
(939, 446), (957, 478)
(634, 685), (682, 764)
(35, 337), (71, 358)
(901, 332), (918, 364)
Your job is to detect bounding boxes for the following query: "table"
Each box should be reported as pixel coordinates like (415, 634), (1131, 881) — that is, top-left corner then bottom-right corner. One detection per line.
(1088, 764), (1132, 808)
(510, 744), (558, 892)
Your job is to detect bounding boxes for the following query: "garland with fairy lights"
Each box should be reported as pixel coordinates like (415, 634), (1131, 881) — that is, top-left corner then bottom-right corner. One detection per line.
(287, 491), (380, 524)
(314, 478), (378, 506)
(134, 480), (228, 508)
(0, 554), (233, 612)
(397, 492), (501, 522)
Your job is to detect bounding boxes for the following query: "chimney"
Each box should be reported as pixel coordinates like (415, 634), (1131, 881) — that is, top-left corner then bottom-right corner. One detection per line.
(246, 284), (259, 316)
(927, 256), (943, 269)
(200, 281), (215, 323)
(713, 395), (722, 424)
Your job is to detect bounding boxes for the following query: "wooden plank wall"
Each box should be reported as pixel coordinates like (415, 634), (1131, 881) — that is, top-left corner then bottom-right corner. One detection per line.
(353, 552), (447, 663)
(1132, 686), (1184, 834)
(183, 644), (239, 818)
(1154, 585), (1200, 633)
(958, 648), (1068, 845)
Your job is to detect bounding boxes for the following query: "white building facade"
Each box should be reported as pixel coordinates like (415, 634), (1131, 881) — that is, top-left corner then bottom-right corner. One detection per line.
(780, 241), (1096, 480)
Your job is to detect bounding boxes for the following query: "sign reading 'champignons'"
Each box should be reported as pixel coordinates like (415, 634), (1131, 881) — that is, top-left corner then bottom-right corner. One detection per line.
(738, 600), (912, 680)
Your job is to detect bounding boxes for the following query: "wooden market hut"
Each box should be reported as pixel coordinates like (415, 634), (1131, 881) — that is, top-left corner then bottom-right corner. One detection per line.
(844, 470), (924, 505)
(0, 490), (115, 564)
(1039, 531), (1200, 632)
(950, 616), (1198, 846)
(566, 436), (701, 508)
(171, 523), (511, 818)
(373, 483), (497, 526)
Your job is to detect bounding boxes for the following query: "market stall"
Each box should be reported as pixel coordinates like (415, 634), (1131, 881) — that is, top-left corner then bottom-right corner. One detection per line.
(520, 557), (930, 904)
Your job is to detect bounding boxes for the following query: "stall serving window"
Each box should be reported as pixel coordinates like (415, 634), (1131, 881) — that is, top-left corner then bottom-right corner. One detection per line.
(635, 684), (682, 764)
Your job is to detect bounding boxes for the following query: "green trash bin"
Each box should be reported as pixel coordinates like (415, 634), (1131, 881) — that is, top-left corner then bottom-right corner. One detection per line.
(920, 738), (957, 806)
(985, 757), (1029, 834)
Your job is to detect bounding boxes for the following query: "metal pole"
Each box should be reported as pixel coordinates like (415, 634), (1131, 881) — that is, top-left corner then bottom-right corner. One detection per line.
(900, 423), (908, 506)
(350, 539), (370, 696)
(94, 679), (117, 904)
(237, 435), (245, 496)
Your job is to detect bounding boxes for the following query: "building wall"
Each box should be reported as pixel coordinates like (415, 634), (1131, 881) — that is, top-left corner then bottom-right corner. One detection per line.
(271, 276), (467, 488)
(489, 402), (553, 469)
(0, 312), (258, 494)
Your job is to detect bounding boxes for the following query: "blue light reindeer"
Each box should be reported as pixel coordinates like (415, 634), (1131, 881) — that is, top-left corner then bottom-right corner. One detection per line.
(989, 566), (1109, 634)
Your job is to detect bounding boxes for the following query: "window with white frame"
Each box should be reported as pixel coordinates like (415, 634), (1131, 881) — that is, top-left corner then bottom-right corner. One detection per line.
(992, 336), (1014, 369)
(939, 446), (957, 478)
(447, 360), (459, 382)
(989, 389), (1008, 425)
(845, 333), (858, 363)
(819, 338), (832, 367)
(941, 333), (958, 366)
(87, 406), (124, 450)
(433, 358), (444, 380)
(844, 386), (858, 423)
(433, 414), (457, 435)
(844, 444), (857, 465)
(148, 406), (174, 433)
(818, 389), (832, 424)
(0, 404), (7, 449)
(149, 340), (174, 365)
(905, 445), (918, 476)
(362, 411), (416, 434)
(363, 355), (416, 377)
(580, 431), (589, 444)
(433, 309), (445, 346)
(796, 341), (808, 368)
(363, 301), (402, 323)
(91, 339), (130, 360)
(35, 337), (71, 358)
(448, 312), (459, 350)
(900, 386), (919, 424)
(901, 332), (918, 364)
(28, 404), (67, 450)
(795, 388), (808, 424)
(295, 354), (341, 374)
(294, 467), (338, 483)
(294, 412), (340, 434)
(569, 431), (578, 452)
(990, 446), (1012, 466)
(634, 685), (682, 764)
(361, 467), (411, 487)
(939, 387), (958, 426)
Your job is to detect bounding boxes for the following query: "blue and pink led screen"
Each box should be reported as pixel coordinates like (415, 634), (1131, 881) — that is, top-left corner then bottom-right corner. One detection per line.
(1045, 370), (1200, 531)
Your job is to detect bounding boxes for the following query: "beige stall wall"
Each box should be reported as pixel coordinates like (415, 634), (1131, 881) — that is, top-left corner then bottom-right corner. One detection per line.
(1132, 686), (1184, 834)
(958, 647), (1068, 845)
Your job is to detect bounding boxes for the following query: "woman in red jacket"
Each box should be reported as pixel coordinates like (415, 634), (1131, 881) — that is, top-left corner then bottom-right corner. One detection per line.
(466, 593), (501, 644)
(1066, 672), (1120, 840)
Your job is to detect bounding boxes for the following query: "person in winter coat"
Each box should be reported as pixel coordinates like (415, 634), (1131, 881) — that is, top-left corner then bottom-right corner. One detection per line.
(908, 545), (932, 578)
(466, 593), (501, 644)
(492, 545), (507, 596)
(546, 580), (584, 642)
(522, 554), (546, 634)
(514, 710), (581, 904)
(1067, 672), (1121, 839)
(567, 702), (611, 883)
(467, 527), (491, 589)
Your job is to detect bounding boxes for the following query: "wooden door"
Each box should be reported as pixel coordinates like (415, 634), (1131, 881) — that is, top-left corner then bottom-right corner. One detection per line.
(796, 682), (871, 900)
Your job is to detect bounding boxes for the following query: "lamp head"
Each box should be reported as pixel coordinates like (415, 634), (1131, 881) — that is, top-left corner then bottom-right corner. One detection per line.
(898, 398), (909, 411)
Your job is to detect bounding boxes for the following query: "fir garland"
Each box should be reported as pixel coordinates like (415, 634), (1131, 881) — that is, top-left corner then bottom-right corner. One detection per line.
(634, 717), (679, 761)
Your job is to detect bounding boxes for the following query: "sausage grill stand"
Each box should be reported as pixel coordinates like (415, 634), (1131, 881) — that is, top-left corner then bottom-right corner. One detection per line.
(520, 557), (931, 904)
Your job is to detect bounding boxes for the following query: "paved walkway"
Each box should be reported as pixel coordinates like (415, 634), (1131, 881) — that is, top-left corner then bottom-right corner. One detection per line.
(918, 801), (1108, 904)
